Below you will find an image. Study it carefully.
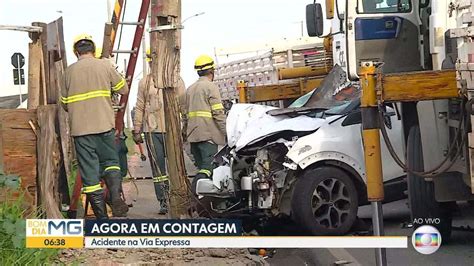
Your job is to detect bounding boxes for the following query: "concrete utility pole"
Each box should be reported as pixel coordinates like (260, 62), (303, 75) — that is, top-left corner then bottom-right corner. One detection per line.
(150, 0), (190, 218)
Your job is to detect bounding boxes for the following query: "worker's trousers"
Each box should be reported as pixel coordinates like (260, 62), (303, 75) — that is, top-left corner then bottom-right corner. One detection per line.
(190, 141), (218, 178)
(74, 129), (122, 194)
(144, 132), (169, 204)
(115, 132), (129, 178)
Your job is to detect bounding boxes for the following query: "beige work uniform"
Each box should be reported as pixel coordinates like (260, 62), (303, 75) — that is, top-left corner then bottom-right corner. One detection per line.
(184, 76), (226, 145)
(62, 56), (128, 136)
(132, 75), (186, 205)
(133, 74), (166, 133)
(134, 75), (186, 133)
(61, 55), (128, 194)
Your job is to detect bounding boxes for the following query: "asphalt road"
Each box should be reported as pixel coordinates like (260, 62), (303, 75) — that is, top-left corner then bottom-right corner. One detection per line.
(268, 199), (474, 266)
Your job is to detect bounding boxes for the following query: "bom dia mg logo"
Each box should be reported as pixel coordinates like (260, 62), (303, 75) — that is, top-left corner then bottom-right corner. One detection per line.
(411, 225), (442, 255)
(26, 219), (84, 248)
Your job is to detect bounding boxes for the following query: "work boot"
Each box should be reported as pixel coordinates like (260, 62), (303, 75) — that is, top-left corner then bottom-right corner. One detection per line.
(86, 190), (108, 219)
(104, 171), (129, 217)
(105, 181), (126, 207)
(154, 181), (169, 214)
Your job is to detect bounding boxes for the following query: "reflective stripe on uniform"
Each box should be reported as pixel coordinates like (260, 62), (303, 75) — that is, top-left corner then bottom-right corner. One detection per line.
(112, 78), (126, 91)
(211, 103), (224, 110)
(104, 166), (121, 172)
(61, 89), (111, 104)
(153, 175), (169, 183)
(198, 169), (212, 177)
(188, 111), (212, 118)
(82, 184), (102, 193)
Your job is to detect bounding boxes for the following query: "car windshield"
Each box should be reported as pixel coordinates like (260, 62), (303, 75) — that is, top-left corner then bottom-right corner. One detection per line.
(288, 65), (361, 111)
(324, 98), (361, 115)
(324, 101), (352, 115)
(358, 0), (411, 13)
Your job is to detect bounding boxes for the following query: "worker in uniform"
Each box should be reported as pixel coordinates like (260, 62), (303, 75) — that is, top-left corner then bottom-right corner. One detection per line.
(95, 48), (129, 180)
(132, 48), (186, 214)
(62, 33), (129, 219)
(183, 55), (226, 194)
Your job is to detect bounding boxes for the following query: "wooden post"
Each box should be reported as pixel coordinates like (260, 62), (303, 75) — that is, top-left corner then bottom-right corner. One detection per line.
(37, 105), (63, 218)
(150, 0), (190, 218)
(101, 23), (114, 58)
(28, 35), (42, 109)
(32, 22), (48, 105)
(27, 40), (41, 109)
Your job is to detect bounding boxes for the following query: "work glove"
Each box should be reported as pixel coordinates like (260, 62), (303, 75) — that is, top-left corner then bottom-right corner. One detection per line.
(132, 130), (144, 144)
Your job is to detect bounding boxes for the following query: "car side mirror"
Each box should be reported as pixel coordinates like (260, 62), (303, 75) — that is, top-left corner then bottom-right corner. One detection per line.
(306, 3), (324, 37)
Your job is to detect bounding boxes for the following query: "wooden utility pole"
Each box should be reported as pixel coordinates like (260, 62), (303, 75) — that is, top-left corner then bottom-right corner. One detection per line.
(27, 23), (46, 109)
(150, 0), (190, 218)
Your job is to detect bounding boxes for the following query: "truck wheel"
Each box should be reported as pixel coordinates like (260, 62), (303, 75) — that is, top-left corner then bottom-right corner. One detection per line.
(291, 166), (358, 235)
(407, 126), (453, 241)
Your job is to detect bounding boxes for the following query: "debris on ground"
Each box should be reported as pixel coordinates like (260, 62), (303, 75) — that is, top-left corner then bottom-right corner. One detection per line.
(57, 248), (268, 265)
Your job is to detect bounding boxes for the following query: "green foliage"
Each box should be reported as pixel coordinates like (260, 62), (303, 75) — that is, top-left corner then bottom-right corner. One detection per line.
(0, 193), (58, 264)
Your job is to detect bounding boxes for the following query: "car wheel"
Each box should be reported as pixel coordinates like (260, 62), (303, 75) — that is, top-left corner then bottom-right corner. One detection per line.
(407, 126), (453, 242)
(292, 166), (359, 235)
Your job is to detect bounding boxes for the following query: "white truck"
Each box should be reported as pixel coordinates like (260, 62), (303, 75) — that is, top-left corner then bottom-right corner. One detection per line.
(303, 0), (474, 242)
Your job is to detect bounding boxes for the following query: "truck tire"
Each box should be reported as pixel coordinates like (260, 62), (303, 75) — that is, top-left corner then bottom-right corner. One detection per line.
(407, 126), (453, 241)
(291, 166), (358, 235)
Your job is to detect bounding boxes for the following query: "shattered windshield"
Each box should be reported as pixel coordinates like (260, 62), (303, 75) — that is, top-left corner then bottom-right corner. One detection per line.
(288, 65), (361, 110)
(325, 98), (361, 115)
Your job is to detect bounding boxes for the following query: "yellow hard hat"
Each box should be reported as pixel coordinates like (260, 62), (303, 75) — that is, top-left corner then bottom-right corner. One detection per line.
(95, 47), (102, 58)
(146, 48), (152, 62)
(73, 33), (95, 53)
(194, 55), (215, 71)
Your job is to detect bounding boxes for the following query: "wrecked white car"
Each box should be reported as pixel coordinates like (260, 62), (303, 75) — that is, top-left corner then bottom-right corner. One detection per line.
(196, 68), (407, 235)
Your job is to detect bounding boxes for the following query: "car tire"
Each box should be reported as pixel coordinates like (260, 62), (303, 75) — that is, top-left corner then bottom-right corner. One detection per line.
(407, 126), (453, 242)
(291, 166), (359, 235)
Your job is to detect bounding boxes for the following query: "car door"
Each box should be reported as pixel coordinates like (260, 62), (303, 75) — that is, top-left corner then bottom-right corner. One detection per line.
(340, 102), (405, 181)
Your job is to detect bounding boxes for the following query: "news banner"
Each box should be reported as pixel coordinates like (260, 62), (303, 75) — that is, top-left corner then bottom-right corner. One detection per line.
(24, 219), (414, 249)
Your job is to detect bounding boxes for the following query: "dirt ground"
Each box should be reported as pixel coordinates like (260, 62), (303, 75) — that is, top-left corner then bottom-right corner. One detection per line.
(56, 148), (268, 265)
(57, 248), (267, 265)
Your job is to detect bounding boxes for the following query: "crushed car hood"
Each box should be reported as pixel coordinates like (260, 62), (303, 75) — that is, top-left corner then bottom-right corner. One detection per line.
(226, 104), (329, 151)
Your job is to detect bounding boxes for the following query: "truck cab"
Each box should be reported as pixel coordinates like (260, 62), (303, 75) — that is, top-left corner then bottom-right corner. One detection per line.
(310, 0), (455, 77)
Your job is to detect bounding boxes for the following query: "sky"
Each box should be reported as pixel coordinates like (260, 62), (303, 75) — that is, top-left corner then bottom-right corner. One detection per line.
(0, 0), (318, 111)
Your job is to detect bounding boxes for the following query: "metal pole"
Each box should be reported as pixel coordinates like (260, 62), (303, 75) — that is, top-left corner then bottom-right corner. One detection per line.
(142, 9), (148, 78)
(372, 202), (387, 265)
(17, 56), (23, 106)
(144, 0), (150, 78)
(18, 77), (23, 106)
(237, 81), (247, 103)
(124, 58), (131, 129)
(107, 0), (113, 21)
(359, 63), (387, 266)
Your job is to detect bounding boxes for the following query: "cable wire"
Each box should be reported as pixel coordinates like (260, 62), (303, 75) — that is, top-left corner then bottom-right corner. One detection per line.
(375, 66), (467, 177)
